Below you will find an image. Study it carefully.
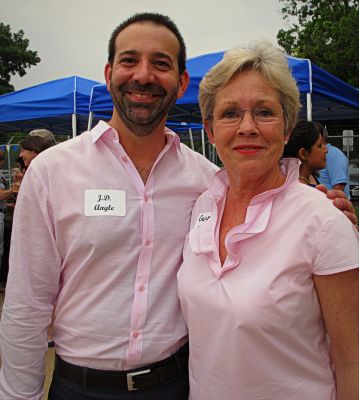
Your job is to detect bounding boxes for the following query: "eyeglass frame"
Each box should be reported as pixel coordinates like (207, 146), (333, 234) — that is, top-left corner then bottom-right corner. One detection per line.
(208, 106), (286, 127)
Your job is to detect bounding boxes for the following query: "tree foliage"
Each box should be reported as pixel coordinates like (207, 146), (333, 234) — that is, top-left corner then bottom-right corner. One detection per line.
(277, 0), (359, 87)
(0, 23), (41, 95)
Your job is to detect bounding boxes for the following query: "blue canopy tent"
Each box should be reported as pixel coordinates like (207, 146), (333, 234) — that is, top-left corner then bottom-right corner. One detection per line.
(0, 76), (100, 137)
(87, 53), (359, 160)
(170, 52), (359, 122)
(87, 52), (359, 126)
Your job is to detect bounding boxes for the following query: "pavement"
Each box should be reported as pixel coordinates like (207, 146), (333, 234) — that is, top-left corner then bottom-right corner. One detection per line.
(0, 290), (54, 399)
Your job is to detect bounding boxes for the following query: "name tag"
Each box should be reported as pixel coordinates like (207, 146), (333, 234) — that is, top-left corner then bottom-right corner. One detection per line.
(195, 212), (212, 228)
(84, 190), (126, 216)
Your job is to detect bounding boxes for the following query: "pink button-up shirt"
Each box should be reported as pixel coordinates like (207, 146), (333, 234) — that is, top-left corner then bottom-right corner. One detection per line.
(0, 121), (218, 399)
(178, 158), (359, 400)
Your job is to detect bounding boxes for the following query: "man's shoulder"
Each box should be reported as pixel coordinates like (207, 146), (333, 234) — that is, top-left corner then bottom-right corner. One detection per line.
(30, 131), (92, 173)
(38, 131), (91, 157)
(179, 143), (219, 168)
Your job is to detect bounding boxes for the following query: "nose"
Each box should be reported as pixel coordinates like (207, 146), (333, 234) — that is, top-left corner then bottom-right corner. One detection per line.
(236, 110), (259, 136)
(132, 60), (154, 84)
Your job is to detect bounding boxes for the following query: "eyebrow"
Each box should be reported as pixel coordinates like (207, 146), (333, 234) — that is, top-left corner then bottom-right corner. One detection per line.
(118, 50), (174, 64)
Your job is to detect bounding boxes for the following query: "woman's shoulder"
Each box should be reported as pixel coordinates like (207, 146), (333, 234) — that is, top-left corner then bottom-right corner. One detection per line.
(281, 182), (352, 225)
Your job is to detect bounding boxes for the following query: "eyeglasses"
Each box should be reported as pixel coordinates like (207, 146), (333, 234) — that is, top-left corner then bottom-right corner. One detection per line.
(211, 107), (283, 126)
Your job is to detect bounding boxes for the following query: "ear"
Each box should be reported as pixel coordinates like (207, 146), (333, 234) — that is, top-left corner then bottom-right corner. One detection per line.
(176, 70), (190, 99)
(104, 63), (112, 91)
(298, 147), (307, 161)
(204, 119), (215, 145)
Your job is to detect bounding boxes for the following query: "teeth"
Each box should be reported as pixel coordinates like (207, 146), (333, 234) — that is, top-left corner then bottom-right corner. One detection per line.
(131, 92), (154, 98)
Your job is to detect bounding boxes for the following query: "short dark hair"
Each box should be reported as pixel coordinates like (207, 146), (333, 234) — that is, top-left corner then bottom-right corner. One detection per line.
(283, 120), (322, 158)
(20, 135), (55, 154)
(108, 12), (187, 74)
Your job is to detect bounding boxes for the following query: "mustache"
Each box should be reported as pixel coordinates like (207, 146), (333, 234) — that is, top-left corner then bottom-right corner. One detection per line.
(119, 82), (167, 96)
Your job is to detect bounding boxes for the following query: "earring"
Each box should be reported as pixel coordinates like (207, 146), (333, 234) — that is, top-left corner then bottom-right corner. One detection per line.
(284, 140), (288, 145)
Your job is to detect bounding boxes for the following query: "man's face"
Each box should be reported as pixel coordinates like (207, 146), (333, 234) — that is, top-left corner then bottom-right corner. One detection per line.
(105, 21), (189, 136)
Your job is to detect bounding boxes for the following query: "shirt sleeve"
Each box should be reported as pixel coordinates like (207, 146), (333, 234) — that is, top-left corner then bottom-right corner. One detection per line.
(312, 210), (359, 275)
(0, 162), (62, 399)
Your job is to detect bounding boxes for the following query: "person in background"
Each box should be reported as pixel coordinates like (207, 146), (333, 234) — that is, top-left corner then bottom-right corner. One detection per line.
(28, 128), (57, 145)
(318, 124), (351, 198)
(0, 150), (12, 288)
(283, 120), (327, 187)
(178, 42), (359, 400)
(19, 134), (56, 170)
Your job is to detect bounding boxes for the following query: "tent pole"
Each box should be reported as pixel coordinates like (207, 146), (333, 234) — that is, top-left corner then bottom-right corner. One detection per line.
(72, 114), (77, 137)
(87, 111), (94, 131)
(201, 129), (206, 157)
(6, 145), (11, 185)
(189, 128), (194, 150)
(306, 93), (312, 121)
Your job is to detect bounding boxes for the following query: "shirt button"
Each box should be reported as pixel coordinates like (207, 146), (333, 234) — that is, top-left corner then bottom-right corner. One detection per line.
(145, 240), (151, 247)
(144, 194), (149, 202)
(138, 285), (145, 292)
(121, 156), (127, 163)
(133, 331), (139, 339)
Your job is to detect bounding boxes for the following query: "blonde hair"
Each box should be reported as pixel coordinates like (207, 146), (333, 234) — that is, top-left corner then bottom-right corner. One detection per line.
(29, 129), (56, 145)
(199, 41), (300, 133)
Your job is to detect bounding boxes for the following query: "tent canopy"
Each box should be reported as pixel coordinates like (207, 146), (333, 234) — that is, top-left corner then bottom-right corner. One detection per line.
(88, 52), (359, 123)
(171, 52), (359, 122)
(0, 76), (100, 136)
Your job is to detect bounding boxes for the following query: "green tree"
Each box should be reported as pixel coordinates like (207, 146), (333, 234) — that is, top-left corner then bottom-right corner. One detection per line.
(0, 23), (41, 95)
(277, 0), (359, 87)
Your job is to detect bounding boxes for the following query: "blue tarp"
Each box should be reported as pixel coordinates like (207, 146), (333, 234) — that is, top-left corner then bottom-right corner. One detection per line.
(0, 76), (100, 136)
(88, 52), (359, 123)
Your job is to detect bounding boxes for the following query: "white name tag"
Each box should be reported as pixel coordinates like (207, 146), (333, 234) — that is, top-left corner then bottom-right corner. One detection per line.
(195, 212), (212, 228)
(84, 190), (126, 216)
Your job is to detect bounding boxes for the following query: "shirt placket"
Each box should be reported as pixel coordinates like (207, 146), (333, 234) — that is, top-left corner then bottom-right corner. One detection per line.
(127, 180), (155, 366)
(115, 136), (175, 367)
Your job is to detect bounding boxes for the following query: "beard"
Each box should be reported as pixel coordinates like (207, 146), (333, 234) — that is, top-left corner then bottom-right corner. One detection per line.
(110, 81), (179, 137)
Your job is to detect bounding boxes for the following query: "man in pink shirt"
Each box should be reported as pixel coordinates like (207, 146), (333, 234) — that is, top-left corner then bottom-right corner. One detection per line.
(0, 13), (217, 400)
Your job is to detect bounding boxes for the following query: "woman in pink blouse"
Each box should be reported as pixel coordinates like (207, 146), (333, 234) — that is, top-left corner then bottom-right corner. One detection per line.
(177, 41), (359, 400)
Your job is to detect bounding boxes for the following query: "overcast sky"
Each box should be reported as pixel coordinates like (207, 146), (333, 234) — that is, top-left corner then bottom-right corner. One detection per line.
(2, 0), (287, 90)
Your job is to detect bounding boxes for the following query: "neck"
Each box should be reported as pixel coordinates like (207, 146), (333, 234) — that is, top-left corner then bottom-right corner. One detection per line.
(299, 163), (314, 185)
(109, 111), (167, 161)
(226, 166), (286, 202)
(108, 111), (168, 183)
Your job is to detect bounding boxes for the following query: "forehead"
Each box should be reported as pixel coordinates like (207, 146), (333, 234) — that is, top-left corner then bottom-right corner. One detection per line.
(114, 21), (180, 61)
(216, 69), (281, 106)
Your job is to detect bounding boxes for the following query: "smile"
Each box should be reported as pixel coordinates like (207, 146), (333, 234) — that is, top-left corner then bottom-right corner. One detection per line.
(234, 145), (264, 154)
(128, 91), (159, 98)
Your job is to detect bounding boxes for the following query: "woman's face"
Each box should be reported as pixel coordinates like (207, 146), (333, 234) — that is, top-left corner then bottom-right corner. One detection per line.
(19, 148), (38, 167)
(306, 135), (327, 171)
(205, 69), (287, 179)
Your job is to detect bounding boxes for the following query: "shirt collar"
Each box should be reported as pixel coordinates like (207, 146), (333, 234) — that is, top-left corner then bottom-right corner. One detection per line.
(90, 121), (182, 153)
(208, 158), (301, 204)
(91, 120), (117, 143)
